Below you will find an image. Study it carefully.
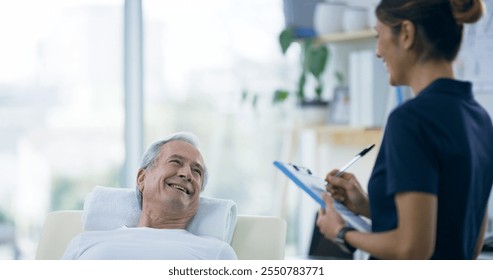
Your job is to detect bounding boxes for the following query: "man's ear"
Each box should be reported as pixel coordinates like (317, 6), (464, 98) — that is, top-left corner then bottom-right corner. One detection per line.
(137, 168), (146, 192)
(400, 20), (416, 50)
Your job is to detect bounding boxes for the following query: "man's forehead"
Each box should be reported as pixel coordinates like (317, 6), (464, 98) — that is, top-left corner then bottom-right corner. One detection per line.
(160, 141), (204, 164)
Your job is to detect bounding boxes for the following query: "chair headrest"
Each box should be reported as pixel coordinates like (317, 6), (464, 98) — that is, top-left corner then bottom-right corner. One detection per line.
(82, 186), (237, 243)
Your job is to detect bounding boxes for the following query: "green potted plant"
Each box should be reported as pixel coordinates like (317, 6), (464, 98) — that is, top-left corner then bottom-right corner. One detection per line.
(273, 26), (331, 124)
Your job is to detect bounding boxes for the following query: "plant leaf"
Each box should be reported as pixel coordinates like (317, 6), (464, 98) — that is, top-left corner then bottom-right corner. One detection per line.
(279, 27), (295, 55)
(241, 90), (248, 102)
(273, 89), (290, 104)
(296, 73), (306, 100)
(308, 45), (329, 79)
(252, 94), (258, 108)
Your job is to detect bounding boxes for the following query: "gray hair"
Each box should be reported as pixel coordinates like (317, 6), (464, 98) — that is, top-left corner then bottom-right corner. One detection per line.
(136, 132), (208, 209)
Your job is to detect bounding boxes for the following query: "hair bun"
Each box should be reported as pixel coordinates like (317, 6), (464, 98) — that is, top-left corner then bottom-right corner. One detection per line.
(450, 0), (484, 24)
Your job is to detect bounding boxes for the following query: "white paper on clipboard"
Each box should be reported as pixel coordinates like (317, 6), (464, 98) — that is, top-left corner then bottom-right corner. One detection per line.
(274, 161), (371, 232)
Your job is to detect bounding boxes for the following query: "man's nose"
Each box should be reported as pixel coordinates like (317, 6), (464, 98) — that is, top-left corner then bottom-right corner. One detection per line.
(178, 167), (192, 182)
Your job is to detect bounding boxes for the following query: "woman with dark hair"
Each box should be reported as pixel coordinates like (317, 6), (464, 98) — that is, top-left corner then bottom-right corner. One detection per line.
(316, 0), (493, 259)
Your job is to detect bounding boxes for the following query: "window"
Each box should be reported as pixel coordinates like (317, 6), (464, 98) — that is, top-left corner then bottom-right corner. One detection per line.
(0, 0), (303, 259)
(0, 0), (124, 259)
(142, 0), (301, 254)
(142, 0), (293, 215)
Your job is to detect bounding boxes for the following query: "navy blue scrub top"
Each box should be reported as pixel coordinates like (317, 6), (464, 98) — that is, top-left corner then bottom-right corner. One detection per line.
(368, 78), (493, 259)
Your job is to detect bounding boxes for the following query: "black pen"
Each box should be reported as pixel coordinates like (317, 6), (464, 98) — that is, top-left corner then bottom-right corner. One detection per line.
(311, 144), (375, 193)
(335, 144), (375, 177)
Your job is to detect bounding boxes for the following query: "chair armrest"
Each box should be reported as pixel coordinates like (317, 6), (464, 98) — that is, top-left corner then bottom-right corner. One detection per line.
(35, 211), (84, 260)
(231, 215), (287, 260)
(36, 211), (287, 260)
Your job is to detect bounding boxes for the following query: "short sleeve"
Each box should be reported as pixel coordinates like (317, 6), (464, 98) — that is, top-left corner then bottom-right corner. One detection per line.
(385, 108), (439, 195)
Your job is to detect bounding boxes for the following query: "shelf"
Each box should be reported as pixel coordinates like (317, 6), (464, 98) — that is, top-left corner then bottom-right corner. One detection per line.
(316, 29), (377, 44)
(318, 126), (382, 146)
(286, 125), (383, 147)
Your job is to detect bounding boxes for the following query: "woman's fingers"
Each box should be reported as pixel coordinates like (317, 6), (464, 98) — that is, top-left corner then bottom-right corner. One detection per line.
(327, 174), (349, 186)
(322, 192), (334, 208)
(317, 192), (347, 240)
(328, 186), (346, 202)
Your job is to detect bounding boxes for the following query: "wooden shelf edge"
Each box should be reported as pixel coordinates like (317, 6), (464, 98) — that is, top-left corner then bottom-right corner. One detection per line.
(310, 125), (382, 146)
(316, 29), (377, 44)
(284, 125), (383, 147)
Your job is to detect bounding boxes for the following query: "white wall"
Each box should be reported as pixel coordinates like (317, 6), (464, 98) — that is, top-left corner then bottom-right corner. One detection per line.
(476, 92), (493, 117)
(476, 91), (493, 234)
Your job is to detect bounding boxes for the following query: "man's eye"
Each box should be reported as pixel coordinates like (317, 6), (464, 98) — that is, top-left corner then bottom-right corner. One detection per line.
(194, 169), (202, 176)
(170, 159), (181, 164)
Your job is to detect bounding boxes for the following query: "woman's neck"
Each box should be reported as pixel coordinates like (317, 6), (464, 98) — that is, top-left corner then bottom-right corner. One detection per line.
(407, 60), (454, 95)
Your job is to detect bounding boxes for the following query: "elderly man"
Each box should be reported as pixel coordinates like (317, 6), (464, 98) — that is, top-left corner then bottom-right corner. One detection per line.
(62, 132), (237, 259)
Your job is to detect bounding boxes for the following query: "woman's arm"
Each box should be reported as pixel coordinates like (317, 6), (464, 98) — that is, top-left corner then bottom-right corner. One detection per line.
(317, 191), (437, 259)
(350, 192), (436, 259)
(474, 209), (488, 259)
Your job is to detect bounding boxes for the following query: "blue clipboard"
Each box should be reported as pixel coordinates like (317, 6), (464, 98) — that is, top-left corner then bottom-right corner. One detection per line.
(274, 161), (371, 232)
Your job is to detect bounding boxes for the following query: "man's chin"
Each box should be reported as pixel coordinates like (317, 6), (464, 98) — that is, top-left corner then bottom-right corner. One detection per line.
(162, 196), (198, 212)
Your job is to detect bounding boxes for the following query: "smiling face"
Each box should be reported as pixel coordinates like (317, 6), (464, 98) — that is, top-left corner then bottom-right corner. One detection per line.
(375, 20), (413, 86)
(136, 140), (205, 227)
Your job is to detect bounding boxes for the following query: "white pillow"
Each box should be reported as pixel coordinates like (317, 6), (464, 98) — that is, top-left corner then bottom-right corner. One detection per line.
(82, 186), (237, 243)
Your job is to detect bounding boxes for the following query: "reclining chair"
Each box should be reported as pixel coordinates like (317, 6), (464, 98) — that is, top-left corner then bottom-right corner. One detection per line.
(36, 187), (287, 260)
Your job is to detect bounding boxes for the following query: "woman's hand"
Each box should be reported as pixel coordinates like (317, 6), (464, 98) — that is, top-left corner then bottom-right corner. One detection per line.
(325, 169), (370, 218)
(316, 192), (346, 240)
